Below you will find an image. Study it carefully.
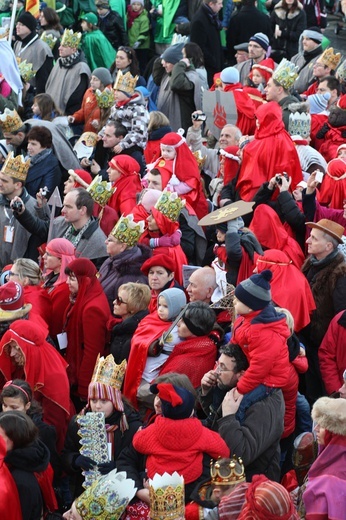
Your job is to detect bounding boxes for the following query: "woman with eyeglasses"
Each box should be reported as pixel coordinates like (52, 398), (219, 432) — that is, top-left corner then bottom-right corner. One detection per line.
(9, 258), (52, 332)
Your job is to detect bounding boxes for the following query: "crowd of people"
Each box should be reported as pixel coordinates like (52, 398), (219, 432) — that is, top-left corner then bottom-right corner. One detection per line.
(0, 0), (346, 519)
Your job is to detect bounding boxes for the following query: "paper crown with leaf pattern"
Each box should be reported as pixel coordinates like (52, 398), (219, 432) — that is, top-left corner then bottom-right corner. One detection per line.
(95, 87), (115, 108)
(210, 456), (245, 486)
(273, 58), (299, 90)
(40, 30), (58, 49)
(149, 472), (185, 520)
(113, 70), (138, 95)
(319, 47), (342, 71)
(17, 59), (36, 82)
(90, 354), (127, 391)
(87, 175), (115, 206)
(0, 108), (24, 133)
(75, 468), (137, 520)
(288, 111), (311, 139)
(154, 191), (185, 222)
(61, 28), (82, 48)
(2, 152), (30, 181)
(110, 214), (145, 247)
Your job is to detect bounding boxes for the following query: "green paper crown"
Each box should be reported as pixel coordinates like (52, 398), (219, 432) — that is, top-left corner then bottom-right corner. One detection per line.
(273, 58), (299, 90)
(154, 191), (185, 222)
(95, 87), (115, 109)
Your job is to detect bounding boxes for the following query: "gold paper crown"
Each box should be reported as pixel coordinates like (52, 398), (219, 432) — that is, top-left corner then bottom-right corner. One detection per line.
(95, 87), (115, 109)
(76, 469), (137, 520)
(192, 149), (206, 170)
(210, 456), (245, 485)
(319, 47), (342, 71)
(288, 111), (311, 139)
(2, 152), (30, 182)
(91, 354), (127, 391)
(17, 59), (36, 83)
(76, 132), (98, 148)
(113, 70), (138, 95)
(154, 191), (185, 222)
(0, 108), (24, 133)
(87, 175), (115, 206)
(40, 31), (58, 49)
(61, 28), (82, 48)
(273, 58), (299, 90)
(110, 214), (145, 247)
(149, 472), (185, 520)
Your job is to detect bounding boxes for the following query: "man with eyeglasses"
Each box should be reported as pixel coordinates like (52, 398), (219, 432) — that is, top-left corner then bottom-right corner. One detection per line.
(199, 343), (285, 482)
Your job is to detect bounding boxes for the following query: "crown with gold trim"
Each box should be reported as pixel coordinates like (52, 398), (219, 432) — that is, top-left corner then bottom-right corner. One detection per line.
(17, 59), (36, 83)
(75, 469), (137, 520)
(192, 149), (206, 170)
(2, 152), (30, 182)
(87, 175), (115, 206)
(319, 47), (342, 71)
(288, 111), (311, 139)
(40, 31), (58, 49)
(273, 58), (299, 90)
(0, 108), (24, 134)
(113, 70), (138, 95)
(91, 354), (127, 391)
(61, 28), (82, 48)
(95, 87), (115, 109)
(210, 456), (245, 486)
(154, 191), (185, 222)
(110, 214), (145, 247)
(149, 472), (185, 520)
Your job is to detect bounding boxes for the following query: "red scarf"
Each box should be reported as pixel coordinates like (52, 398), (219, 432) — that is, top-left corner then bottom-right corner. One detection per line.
(127, 4), (141, 28)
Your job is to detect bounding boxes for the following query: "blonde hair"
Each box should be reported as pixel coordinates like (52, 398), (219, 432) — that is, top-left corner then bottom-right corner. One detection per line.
(148, 111), (170, 133)
(275, 306), (294, 335)
(13, 258), (43, 286)
(119, 282), (151, 314)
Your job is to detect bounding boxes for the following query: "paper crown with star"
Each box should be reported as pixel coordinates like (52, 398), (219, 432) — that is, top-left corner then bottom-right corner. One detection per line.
(149, 472), (185, 520)
(2, 152), (30, 182)
(0, 108), (24, 133)
(154, 191), (185, 222)
(95, 87), (115, 109)
(87, 175), (115, 207)
(110, 214), (145, 247)
(210, 456), (246, 486)
(40, 31), (58, 49)
(113, 70), (138, 95)
(61, 28), (82, 48)
(273, 58), (299, 90)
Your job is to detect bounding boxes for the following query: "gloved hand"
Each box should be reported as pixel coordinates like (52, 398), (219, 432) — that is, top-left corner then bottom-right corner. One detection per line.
(73, 454), (96, 471)
(132, 41), (140, 49)
(227, 217), (244, 233)
(98, 461), (116, 475)
(150, 231), (181, 248)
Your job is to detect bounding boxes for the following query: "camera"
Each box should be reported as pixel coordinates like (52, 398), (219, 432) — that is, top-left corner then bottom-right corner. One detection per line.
(11, 200), (23, 213)
(192, 113), (206, 122)
(40, 186), (49, 198)
(275, 173), (289, 186)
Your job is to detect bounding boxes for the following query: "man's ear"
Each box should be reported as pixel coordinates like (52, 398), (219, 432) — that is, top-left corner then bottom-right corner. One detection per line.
(236, 370), (245, 381)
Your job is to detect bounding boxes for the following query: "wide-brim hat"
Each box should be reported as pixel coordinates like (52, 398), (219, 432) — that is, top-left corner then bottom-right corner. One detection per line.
(306, 218), (344, 244)
(0, 303), (32, 322)
(198, 200), (255, 226)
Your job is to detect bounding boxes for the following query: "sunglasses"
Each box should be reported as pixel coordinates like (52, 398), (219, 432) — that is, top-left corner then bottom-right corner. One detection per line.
(115, 296), (128, 305)
(118, 46), (133, 56)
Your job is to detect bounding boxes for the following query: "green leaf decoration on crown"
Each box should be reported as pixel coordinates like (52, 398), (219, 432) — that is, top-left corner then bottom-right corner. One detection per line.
(18, 60), (36, 82)
(61, 29), (82, 48)
(110, 214), (145, 247)
(87, 175), (115, 206)
(154, 191), (186, 222)
(272, 58), (299, 90)
(40, 31), (58, 49)
(95, 88), (115, 109)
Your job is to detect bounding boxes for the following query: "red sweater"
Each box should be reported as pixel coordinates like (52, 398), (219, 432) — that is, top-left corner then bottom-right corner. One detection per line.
(133, 415), (229, 483)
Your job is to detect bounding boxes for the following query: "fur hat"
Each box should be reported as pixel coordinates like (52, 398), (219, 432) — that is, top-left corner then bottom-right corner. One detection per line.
(234, 270), (272, 311)
(17, 11), (37, 32)
(312, 397), (346, 436)
(158, 288), (186, 320)
(150, 383), (195, 419)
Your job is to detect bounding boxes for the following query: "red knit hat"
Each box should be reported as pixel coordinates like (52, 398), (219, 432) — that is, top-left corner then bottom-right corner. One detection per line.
(140, 254), (176, 275)
(150, 383), (195, 419)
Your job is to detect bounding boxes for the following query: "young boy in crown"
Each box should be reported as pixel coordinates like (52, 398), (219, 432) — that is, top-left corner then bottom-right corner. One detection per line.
(109, 69), (149, 174)
(62, 354), (142, 500)
(68, 67), (113, 133)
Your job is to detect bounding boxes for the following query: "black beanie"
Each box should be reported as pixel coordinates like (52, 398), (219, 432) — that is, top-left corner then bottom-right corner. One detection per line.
(235, 269), (272, 311)
(18, 11), (38, 33)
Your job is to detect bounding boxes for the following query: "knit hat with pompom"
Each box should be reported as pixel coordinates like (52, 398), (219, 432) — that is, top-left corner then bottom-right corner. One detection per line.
(234, 269), (272, 311)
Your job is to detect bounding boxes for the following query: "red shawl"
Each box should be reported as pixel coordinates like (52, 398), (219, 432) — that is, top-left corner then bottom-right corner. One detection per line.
(250, 205), (305, 268)
(159, 335), (217, 388)
(256, 249), (315, 332)
(223, 83), (257, 135)
(23, 285), (53, 331)
(236, 102), (302, 201)
(108, 172), (142, 216)
(123, 312), (171, 409)
(0, 436), (22, 520)
(318, 157), (346, 209)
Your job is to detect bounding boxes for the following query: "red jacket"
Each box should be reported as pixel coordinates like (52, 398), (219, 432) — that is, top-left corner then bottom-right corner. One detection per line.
(72, 87), (102, 132)
(319, 310), (346, 395)
(108, 173), (142, 216)
(232, 305), (290, 395)
(45, 282), (70, 338)
(133, 415), (229, 483)
(0, 437), (22, 520)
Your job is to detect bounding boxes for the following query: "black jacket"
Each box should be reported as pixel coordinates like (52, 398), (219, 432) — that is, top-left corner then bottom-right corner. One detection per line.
(98, 10), (128, 50)
(6, 439), (50, 520)
(110, 309), (149, 364)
